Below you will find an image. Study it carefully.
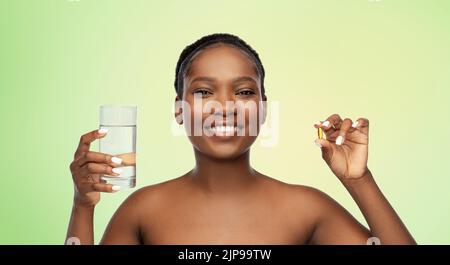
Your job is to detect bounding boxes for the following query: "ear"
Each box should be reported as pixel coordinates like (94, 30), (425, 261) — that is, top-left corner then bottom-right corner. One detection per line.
(174, 95), (183, 125)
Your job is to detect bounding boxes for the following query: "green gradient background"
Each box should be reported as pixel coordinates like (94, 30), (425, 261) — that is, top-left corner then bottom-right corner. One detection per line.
(1, 0), (449, 244)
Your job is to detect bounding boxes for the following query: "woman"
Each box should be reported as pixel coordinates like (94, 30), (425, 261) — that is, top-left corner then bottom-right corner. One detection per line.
(66, 33), (415, 244)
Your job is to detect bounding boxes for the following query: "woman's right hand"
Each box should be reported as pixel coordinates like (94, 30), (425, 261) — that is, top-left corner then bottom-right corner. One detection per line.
(69, 129), (123, 207)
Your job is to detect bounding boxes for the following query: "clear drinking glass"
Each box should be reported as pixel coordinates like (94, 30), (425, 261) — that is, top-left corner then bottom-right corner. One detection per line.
(99, 105), (137, 189)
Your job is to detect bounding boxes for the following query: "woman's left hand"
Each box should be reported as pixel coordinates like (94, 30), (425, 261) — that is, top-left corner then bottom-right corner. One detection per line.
(314, 114), (370, 180)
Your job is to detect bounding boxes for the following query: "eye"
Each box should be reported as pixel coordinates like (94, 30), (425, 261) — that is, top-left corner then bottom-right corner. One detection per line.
(236, 89), (256, 96)
(193, 89), (213, 97)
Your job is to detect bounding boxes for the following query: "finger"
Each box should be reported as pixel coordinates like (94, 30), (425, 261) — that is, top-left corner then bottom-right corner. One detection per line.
(92, 183), (121, 193)
(313, 114), (342, 141)
(75, 151), (122, 168)
(336, 118), (353, 145)
(74, 129), (108, 159)
(315, 138), (332, 149)
(80, 163), (121, 177)
(352, 117), (369, 135)
(115, 152), (136, 167)
(314, 138), (334, 162)
(325, 114), (343, 131)
(313, 114), (342, 131)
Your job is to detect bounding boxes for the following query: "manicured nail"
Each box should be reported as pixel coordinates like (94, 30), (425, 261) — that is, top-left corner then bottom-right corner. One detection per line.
(321, 121), (330, 127)
(352, 121), (359, 128)
(314, 139), (322, 148)
(98, 128), (108, 134)
(112, 168), (123, 174)
(112, 185), (121, 191)
(336, 135), (344, 145)
(111, 157), (122, 165)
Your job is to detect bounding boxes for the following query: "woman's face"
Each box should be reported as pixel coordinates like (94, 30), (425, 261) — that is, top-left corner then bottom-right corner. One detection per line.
(178, 44), (266, 160)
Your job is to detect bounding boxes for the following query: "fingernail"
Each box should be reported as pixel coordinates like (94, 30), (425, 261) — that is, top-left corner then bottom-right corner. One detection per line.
(321, 121), (330, 127)
(111, 157), (122, 165)
(112, 185), (121, 191)
(98, 128), (108, 134)
(314, 121), (322, 126)
(314, 139), (322, 148)
(336, 135), (344, 145)
(112, 168), (123, 174)
(352, 121), (359, 128)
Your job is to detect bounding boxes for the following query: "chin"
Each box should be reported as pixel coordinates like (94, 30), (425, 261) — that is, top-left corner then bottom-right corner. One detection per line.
(192, 137), (256, 160)
(206, 146), (247, 160)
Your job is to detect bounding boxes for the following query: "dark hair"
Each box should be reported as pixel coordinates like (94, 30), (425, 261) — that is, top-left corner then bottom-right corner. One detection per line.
(174, 33), (266, 99)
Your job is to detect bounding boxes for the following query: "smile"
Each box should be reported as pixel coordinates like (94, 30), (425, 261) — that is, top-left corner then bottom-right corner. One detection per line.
(204, 125), (244, 136)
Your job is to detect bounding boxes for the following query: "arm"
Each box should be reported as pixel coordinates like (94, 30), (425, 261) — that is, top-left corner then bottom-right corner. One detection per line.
(66, 197), (141, 245)
(307, 190), (370, 245)
(66, 129), (124, 244)
(341, 170), (415, 244)
(311, 114), (415, 245)
(100, 192), (142, 244)
(66, 202), (95, 245)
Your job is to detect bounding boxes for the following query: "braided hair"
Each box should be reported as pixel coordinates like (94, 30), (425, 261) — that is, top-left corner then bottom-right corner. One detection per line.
(174, 33), (266, 99)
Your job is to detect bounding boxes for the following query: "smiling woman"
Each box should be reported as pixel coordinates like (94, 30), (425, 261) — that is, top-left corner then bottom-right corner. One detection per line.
(66, 33), (416, 245)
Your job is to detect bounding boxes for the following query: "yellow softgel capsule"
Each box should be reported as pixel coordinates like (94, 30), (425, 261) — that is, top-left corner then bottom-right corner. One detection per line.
(318, 127), (324, 139)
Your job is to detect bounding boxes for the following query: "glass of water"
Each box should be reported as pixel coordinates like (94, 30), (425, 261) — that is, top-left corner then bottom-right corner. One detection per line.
(99, 105), (137, 189)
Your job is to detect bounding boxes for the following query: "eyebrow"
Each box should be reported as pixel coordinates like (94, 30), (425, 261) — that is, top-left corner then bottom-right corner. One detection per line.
(189, 76), (258, 85)
(232, 76), (258, 83)
(190, 76), (216, 83)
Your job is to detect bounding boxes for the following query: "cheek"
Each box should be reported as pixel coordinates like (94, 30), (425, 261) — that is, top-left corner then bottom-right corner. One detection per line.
(236, 100), (264, 135)
(181, 97), (204, 135)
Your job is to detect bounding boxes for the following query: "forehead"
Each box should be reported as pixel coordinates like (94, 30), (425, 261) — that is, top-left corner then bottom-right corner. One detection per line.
(186, 44), (259, 81)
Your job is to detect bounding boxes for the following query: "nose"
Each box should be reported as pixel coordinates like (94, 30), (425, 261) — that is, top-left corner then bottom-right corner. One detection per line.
(213, 92), (236, 119)
(213, 106), (235, 120)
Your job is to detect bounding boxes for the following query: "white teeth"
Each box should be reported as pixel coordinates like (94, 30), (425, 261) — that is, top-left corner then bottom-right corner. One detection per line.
(208, 126), (239, 134)
(216, 126), (235, 132)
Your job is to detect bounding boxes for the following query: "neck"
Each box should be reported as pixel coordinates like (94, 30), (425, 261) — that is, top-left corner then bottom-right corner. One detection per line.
(190, 149), (258, 194)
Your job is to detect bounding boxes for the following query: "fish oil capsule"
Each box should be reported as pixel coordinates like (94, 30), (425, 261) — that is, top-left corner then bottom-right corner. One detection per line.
(318, 127), (324, 139)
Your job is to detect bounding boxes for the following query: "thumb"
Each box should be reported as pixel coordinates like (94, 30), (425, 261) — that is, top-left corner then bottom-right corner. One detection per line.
(314, 139), (334, 161)
(315, 138), (332, 150)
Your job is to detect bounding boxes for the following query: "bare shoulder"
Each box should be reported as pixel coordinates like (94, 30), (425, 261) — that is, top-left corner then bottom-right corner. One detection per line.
(101, 177), (188, 244)
(120, 175), (187, 211)
(104, 176), (186, 228)
(256, 174), (340, 213)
